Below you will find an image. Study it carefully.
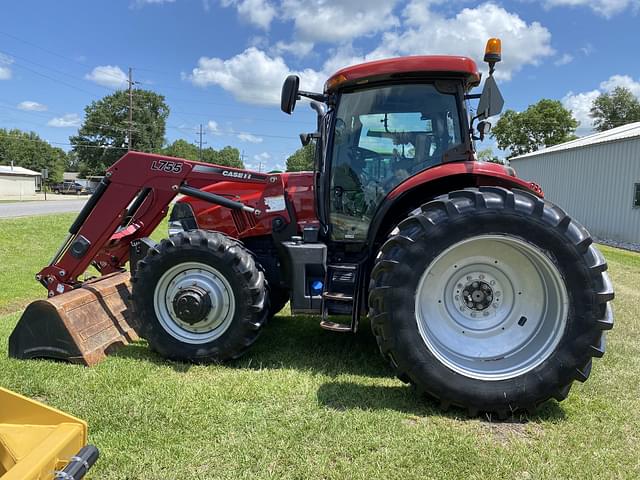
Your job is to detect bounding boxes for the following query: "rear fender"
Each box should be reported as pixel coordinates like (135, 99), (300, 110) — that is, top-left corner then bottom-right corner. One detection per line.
(370, 161), (543, 247)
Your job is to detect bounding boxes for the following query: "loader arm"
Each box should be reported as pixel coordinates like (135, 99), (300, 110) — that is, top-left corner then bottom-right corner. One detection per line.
(37, 151), (282, 298)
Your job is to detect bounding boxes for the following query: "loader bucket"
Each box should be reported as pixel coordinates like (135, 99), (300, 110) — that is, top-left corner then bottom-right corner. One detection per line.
(0, 387), (98, 480)
(9, 272), (139, 366)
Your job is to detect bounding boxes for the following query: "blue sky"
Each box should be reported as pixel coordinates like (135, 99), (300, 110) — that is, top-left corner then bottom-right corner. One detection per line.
(1, 0), (639, 170)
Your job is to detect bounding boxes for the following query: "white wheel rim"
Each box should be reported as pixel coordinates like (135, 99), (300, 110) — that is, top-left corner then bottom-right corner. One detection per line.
(415, 235), (569, 381)
(153, 262), (235, 344)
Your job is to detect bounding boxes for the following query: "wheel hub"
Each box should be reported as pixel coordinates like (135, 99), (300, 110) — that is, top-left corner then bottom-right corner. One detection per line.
(462, 280), (493, 311)
(153, 262), (236, 344)
(172, 286), (212, 325)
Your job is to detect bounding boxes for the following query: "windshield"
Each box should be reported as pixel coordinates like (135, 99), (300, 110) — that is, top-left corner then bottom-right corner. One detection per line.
(329, 83), (463, 240)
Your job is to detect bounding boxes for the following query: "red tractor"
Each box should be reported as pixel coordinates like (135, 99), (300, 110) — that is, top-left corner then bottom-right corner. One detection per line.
(10, 39), (613, 416)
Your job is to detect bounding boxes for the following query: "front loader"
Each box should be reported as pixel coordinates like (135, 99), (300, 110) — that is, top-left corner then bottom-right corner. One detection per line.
(9, 39), (614, 416)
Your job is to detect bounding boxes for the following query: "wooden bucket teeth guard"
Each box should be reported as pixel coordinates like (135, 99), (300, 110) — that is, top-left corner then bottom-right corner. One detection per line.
(9, 272), (139, 366)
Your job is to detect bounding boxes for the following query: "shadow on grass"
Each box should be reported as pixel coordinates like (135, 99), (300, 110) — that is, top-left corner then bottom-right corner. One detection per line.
(112, 314), (567, 423)
(112, 342), (193, 373)
(113, 314), (392, 378)
(316, 381), (567, 422)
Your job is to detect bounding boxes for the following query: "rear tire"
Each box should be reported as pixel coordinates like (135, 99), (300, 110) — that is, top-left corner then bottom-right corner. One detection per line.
(132, 230), (268, 362)
(369, 187), (614, 416)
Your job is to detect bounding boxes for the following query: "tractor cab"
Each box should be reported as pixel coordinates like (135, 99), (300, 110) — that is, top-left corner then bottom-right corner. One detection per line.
(282, 42), (504, 244)
(326, 81), (466, 241)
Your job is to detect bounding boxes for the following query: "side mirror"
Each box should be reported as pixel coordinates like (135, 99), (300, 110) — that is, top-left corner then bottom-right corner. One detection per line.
(477, 120), (491, 141)
(476, 76), (504, 120)
(300, 132), (320, 146)
(300, 133), (312, 146)
(281, 75), (300, 114)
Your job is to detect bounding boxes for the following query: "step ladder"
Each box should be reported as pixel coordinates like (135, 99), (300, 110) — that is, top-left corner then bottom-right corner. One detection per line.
(320, 263), (359, 333)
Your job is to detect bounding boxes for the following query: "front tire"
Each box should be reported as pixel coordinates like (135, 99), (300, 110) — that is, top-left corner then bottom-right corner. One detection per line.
(369, 187), (614, 416)
(132, 230), (268, 362)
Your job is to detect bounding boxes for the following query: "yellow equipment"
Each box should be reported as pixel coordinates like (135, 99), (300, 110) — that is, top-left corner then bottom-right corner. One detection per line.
(0, 387), (98, 480)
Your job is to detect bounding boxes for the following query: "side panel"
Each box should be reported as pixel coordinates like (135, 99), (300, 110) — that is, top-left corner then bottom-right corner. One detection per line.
(180, 171), (318, 238)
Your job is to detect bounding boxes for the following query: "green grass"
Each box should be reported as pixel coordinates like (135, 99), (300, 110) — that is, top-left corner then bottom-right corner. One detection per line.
(1, 215), (639, 479)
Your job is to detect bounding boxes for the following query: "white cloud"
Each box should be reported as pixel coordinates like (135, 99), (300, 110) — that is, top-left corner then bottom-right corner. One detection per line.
(245, 152), (272, 171)
(554, 53), (574, 66)
(238, 132), (263, 143)
(131, 0), (176, 7)
(47, 113), (82, 128)
(272, 40), (314, 58)
(580, 43), (595, 56)
(371, 2), (554, 81)
(188, 2), (554, 104)
(254, 152), (271, 161)
(562, 74), (640, 134)
(281, 0), (400, 44)
(187, 47), (324, 105)
(221, 0), (277, 29)
(600, 74), (640, 97)
(18, 101), (47, 111)
(544, 0), (639, 17)
(562, 89), (600, 134)
(0, 53), (13, 80)
(207, 120), (222, 135)
(85, 65), (128, 89)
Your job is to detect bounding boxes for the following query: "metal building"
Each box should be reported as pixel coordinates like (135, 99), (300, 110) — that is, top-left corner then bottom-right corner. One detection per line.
(510, 122), (640, 244)
(0, 165), (41, 198)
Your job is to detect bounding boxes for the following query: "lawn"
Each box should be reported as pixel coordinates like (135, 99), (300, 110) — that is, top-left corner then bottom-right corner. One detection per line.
(0, 214), (639, 479)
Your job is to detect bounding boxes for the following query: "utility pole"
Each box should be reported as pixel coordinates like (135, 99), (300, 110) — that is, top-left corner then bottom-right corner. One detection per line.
(240, 150), (246, 166)
(127, 67), (135, 151)
(196, 124), (207, 160)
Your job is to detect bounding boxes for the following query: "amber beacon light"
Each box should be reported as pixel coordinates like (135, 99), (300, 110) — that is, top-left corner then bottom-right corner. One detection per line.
(484, 38), (502, 64)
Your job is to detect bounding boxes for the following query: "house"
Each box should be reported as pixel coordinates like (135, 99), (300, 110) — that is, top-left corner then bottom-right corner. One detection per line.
(0, 165), (41, 197)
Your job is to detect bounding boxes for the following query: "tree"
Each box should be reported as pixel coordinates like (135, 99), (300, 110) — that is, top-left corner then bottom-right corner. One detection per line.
(476, 148), (503, 164)
(71, 89), (169, 176)
(286, 143), (315, 172)
(162, 140), (244, 168)
(492, 99), (578, 158)
(65, 151), (81, 172)
(202, 146), (243, 168)
(589, 87), (640, 132)
(163, 139), (199, 161)
(0, 128), (66, 182)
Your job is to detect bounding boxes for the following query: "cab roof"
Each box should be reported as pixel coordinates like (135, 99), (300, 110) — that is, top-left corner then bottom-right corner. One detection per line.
(325, 55), (481, 92)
